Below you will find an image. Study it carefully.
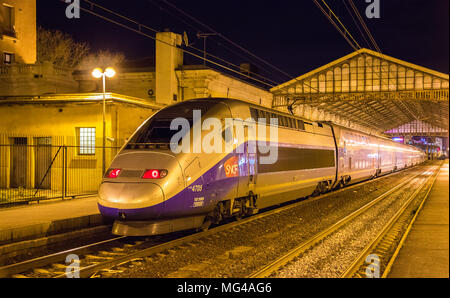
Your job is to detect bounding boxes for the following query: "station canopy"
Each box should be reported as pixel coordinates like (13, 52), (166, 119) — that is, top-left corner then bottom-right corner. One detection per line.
(270, 48), (449, 137)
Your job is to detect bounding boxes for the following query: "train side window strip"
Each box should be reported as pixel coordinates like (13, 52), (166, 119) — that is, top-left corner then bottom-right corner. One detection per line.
(251, 107), (314, 131)
(258, 146), (335, 172)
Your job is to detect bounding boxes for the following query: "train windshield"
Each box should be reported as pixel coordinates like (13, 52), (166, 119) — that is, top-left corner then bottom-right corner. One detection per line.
(128, 100), (224, 144)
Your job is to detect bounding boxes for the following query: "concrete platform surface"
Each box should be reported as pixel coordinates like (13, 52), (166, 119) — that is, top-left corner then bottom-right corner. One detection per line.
(388, 160), (449, 278)
(0, 196), (105, 245)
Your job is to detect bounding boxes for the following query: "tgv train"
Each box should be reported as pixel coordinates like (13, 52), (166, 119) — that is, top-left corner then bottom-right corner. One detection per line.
(98, 98), (426, 236)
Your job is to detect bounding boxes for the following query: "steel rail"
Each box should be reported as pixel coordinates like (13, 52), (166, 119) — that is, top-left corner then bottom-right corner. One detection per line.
(0, 236), (126, 278)
(247, 165), (435, 278)
(0, 164), (428, 278)
(381, 164), (443, 278)
(58, 167), (425, 278)
(340, 165), (440, 277)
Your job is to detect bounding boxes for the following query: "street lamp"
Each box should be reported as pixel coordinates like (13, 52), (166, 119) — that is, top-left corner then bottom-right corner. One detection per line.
(92, 67), (116, 175)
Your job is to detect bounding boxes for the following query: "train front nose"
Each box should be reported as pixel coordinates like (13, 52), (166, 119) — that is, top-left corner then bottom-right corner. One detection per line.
(97, 151), (182, 220)
(98, 182), (164, 220)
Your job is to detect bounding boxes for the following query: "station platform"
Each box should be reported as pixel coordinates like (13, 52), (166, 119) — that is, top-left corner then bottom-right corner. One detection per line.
(0, 196), (106, 245)
(387, 160), (449, 278)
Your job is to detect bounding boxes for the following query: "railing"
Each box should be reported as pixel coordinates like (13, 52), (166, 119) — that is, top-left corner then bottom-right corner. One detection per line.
(0, 67), (8, 75)
(0, 144), (121, 206)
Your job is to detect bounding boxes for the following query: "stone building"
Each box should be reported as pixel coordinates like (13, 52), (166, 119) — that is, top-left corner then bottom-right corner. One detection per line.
(73, 31), (273, 107)
(0, 0), (36, 65)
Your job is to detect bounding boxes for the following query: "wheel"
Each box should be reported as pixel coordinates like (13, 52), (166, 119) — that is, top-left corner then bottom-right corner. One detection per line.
(312, 182), (326, 196)
(199, 218), (212, 232)
(212, 202), (225, 224)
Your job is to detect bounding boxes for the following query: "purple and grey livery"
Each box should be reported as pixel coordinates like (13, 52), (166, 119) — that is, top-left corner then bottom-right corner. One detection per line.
(98, 98), (426, 236)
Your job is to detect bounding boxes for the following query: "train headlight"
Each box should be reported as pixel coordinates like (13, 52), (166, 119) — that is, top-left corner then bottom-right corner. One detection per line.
(142, 169), (168, 179)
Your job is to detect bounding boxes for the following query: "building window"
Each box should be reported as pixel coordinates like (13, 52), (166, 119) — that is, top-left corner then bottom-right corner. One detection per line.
(1, 4), (15, 37)
(77, 127), (96, 155)
(4, 53), (14, 65)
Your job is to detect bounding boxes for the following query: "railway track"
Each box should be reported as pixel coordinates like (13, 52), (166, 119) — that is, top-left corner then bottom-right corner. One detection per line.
(341, 165), (442, 278)
(0, 163), (436, 278)
(248, 163), (441, 278)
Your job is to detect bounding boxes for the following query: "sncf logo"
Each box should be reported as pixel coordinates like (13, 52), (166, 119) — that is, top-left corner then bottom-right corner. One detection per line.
(224, 156), (239, 177)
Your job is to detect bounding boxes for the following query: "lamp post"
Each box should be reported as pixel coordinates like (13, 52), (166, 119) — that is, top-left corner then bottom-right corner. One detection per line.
(92, 67), (116, 175)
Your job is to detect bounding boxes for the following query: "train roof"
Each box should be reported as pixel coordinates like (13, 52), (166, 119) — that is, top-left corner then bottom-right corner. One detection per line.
(177, 98), (425, 153)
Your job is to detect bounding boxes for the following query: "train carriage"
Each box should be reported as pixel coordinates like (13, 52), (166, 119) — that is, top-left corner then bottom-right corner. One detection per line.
(98, 98), (426, 236)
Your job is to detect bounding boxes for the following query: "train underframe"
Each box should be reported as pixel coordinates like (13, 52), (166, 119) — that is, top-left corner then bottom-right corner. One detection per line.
(112, 163), (419, 236)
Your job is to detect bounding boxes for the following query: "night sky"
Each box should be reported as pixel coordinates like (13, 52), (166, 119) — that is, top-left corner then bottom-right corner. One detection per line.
(38, 0), (449, 86)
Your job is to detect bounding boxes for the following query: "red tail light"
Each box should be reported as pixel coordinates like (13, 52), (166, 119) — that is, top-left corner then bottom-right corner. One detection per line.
(142, 169), (168, 179)
(106, 168), (121, 178)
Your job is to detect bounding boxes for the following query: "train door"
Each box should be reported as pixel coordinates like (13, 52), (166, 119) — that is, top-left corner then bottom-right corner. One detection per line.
(184, 157), (204, 209)
(236, 126), (256, 197)
(248, 142), (257, 193)
(10, 137), (27, 188)
(35, 137), (52, 189)
(377, 144), (381, 170)
(393, 151), (397, 170)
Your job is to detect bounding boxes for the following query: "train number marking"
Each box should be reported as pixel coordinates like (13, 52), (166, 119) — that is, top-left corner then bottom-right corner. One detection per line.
(188, 185), (203, 192)
(193, 197), (204, 207)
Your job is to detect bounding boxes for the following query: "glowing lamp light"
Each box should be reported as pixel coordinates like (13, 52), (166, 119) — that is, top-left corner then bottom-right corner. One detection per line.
(92, 66), (117, 176)
(92, 68), (104, 78)
(105, 67), (116, 78)
(142, 169), (168, 179)
(92, 67), (116, 78)
(106, 168), (121, 178)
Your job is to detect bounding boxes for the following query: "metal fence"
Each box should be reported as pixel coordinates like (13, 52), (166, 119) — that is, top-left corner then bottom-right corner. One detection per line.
(0, 144), (121, 206)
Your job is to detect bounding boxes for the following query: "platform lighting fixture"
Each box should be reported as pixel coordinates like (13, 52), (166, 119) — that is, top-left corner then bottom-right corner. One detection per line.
(92, 67), (117, 175)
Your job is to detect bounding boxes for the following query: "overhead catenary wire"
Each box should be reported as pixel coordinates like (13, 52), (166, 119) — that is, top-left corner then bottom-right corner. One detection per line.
(160, 0), (295, 80)
(320, 0), (362, 49)
(285, 0), (399, 129)
(342, 0), (373, 50)
(59, 0), (277, 88)
(145, 0), (281, 85)
(347, 0), (382, 53)
(186, 44), (281, 86)
(147, 0), (289, 83)
(315, 1), (422, 128)
(148, 0), (324, 112)
(343, 0), (419, 121)
(83, 0), (158, 33)
(277, 0), (360, 95)
(312, 0), (361, 51)
(278, 0), (379, 112)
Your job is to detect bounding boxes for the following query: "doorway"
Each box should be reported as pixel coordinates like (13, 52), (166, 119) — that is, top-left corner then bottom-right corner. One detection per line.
(10, 137), (28, 188)
(34, 137), (52, 189)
